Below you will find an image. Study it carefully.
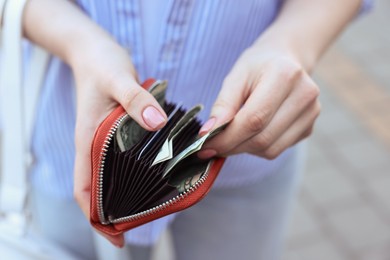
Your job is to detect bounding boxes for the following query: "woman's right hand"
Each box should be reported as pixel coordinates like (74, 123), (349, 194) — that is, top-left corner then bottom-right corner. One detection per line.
(23, 0), (167, 247)
(70, 41), (167, 247)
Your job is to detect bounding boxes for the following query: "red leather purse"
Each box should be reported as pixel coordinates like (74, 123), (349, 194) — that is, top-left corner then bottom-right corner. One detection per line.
(90, 79), (225, 236)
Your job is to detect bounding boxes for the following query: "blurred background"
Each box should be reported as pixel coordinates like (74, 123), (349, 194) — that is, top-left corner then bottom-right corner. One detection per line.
(283, 0), (390, 259)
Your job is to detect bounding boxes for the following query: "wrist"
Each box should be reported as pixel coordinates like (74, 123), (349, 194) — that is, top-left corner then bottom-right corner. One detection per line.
(67, 35), (122, 70)
(252, 28), (318, 73)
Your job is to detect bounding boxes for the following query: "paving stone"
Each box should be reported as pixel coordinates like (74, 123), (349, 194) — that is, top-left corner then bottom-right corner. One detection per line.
(359, 242), (390, 260)
(329, 126), (374, 147)
(287, 201), (322, 242)
(326, 203), (390, 252)
(334, 138), (390, 173)
(302, 162), (361, 208)
(367, 174), (390, 217)
(365, 115), (390, 146)
(305, 141), (332, 173)
(315, 100), (363, 138)
(283, 238), (346, 260)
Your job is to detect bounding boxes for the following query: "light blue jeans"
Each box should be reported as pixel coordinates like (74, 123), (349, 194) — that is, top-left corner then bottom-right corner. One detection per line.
(31, 147), (304, 260)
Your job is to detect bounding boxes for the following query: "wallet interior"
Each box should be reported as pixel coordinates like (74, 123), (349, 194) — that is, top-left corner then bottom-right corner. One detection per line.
(101, 103), (213, 222)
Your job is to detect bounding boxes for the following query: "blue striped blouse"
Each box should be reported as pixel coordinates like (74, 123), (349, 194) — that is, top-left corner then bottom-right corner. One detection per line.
(29, 0), (372, 245)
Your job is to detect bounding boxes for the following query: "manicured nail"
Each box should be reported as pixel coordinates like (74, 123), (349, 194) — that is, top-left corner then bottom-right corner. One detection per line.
(199, 117), (216, 136)
(142, 106), (166, 129)
(198, 149), (217, 159)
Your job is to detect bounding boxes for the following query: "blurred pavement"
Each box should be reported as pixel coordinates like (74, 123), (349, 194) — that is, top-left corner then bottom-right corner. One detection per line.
(283, 1), (390, 259)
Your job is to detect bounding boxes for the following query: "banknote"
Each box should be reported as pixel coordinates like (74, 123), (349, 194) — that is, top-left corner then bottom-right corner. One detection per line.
(162, 121), (229, 178)
(148, 80), (167, 108)
(116, 80), (167, 152)
(151, 105), (203, 166)
(116, 115), (146, 152)
(167, 156), (209, 193)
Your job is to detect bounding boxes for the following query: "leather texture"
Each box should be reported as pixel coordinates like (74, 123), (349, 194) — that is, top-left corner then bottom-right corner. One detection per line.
(90, 79), (225, 236)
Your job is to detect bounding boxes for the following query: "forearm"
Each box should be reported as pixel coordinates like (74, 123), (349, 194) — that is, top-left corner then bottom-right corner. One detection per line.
(254, 0), (361, 71)
(23, 0), (118, 66)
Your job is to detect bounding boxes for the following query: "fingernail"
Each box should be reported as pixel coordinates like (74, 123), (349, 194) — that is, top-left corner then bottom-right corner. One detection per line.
(142, 106), (166, 129)
(198, 149), (217, 159)
(199, 117), (216, 136)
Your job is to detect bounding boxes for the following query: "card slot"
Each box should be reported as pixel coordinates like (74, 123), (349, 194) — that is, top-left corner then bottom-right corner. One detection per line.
(115, 151), (131, 197)
(143, 186), (180, 210)
(104, 150), (121, 215)
(111, 151), (137, 215)
(132, 160), (166, 199)
(115, 150), (136, 196)
(170, 121), (200, 156)
(125, 161), (163, 208)
(109, 127), (157, 215)
(121, 166), (162, 214)
(119, 166), (162, 215)
(130, 184), (177, 215)
(107, 151), (123, 214)
(112, 155), (143, 217)
(102, 147), (117, 214)
(125, 169), (170, 214)
(111, 151), (129, 215)
(124, 159), (149, 203)
(128, 163), (167, 206)
(116, 159), (157, 217)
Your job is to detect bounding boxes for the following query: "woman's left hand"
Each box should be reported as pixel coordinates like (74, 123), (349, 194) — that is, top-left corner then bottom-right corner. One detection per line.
(199, 44), (321, 160)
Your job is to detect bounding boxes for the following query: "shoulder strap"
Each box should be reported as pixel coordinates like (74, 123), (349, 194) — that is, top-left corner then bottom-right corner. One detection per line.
(0, 0), (49, 215)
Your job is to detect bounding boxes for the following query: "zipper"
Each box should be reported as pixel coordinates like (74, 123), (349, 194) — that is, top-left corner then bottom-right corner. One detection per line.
(97, 114), (211, 225)
(97, 113), (127, 225)
(109, 165), (210, 224)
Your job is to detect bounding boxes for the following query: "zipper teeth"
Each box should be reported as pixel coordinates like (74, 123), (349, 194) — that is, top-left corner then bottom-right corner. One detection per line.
(110, 167), (210, 224)
(97, 114), (128, 225)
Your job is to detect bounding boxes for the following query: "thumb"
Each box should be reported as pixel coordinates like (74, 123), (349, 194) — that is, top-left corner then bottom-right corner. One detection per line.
(199, 73), (246, 136)
(113, 78), (167, 131)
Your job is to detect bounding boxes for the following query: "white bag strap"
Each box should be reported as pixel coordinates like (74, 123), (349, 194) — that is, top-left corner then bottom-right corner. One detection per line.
(0, 0), (50, 215)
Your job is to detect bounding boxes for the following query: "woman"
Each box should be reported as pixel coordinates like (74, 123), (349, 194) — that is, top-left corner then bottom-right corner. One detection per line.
(23, 0), (371, 259)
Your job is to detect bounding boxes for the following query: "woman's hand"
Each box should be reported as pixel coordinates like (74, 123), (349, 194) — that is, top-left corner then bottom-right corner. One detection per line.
(71, 41), (167, 247)
(199, 44), (320, 159)
(23, 0), (167, 247)
(198, 0), (362, 159)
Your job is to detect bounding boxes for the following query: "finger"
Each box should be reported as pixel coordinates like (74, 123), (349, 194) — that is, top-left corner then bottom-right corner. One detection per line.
(199, 66), (247, 136)
(73, 91), (111, 217)
(230, 77), (319, 155)
(74, 123), (95, 220)
(112, 77), (167, 131)
(203, 62), (300, 155)
(257, 100), (321, 159)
